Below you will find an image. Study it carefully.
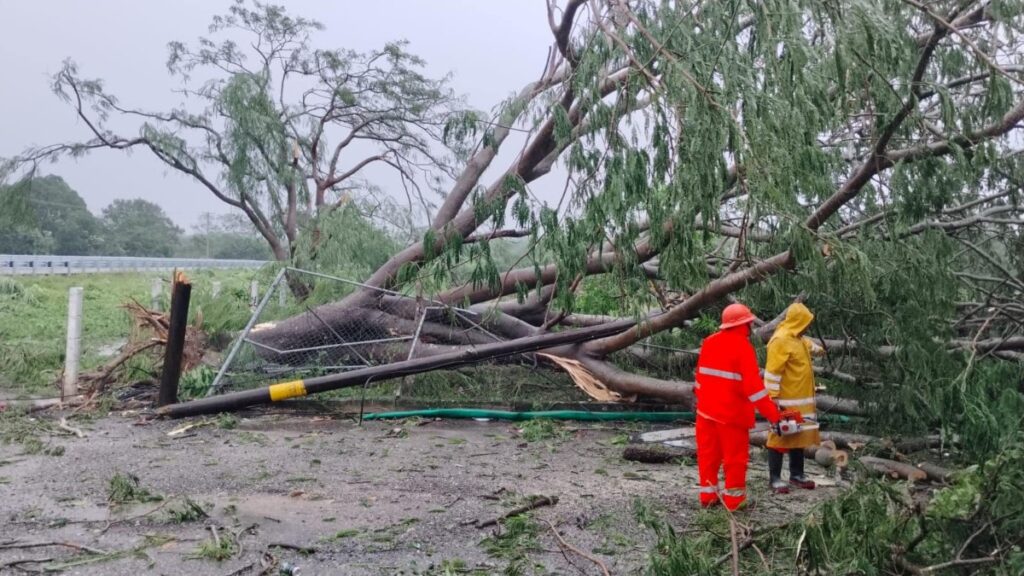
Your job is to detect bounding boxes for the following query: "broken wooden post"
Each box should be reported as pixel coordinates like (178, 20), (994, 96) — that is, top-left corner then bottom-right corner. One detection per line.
(158, 271), (192, 407)
(62, 286), (84, 401)
(159, 317), (638, 418)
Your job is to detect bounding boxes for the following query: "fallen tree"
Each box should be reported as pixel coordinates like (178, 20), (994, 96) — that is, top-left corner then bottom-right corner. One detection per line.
(8, 0), (1024, 420)
(234, 0), (1024, 411)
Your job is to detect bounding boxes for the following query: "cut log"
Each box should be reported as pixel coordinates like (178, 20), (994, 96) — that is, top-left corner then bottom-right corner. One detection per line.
(916, 462), (955, 483)
(806, 445), (849, 468)
(819, 431), (881, 450)
(622, 443), (696, 464)
(859, 456), (928, 482)
(894, 435), (943, 454)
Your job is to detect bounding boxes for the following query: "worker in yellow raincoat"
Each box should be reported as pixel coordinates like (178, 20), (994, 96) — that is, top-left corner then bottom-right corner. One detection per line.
(763, 303), (825, 493)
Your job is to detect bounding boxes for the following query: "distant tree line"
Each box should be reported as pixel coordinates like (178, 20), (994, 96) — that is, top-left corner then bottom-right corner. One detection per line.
(0, 175), (269, 259)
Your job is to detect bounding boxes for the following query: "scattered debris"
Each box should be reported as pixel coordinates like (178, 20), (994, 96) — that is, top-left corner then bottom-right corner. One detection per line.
(544, 518), (611, 576)
(167, 421), (214, 436)
(622, 442), (696, 463)
(57, 417), (85, 438)
(108, 472), (162, 504)
(476, 495), (559, 529)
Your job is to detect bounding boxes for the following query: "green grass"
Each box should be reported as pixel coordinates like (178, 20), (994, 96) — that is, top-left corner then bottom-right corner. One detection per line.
(480, 514), (542, 575)
(517, 419), (569, 443)
(164, 498), (208, 523)
(191, 529), (237, 561)
(107, 472), (162, 505)
(0, 270), (261, 393)
(0, 409), (64, 455)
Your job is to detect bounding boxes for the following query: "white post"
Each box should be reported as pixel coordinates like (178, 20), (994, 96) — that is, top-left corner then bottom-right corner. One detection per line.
(278, 284), (287, 308)
(151, 278), (163, 311)
(63, 287), (84, 401)
(212, 281), (222, 299)
(250, 280), (259, 311)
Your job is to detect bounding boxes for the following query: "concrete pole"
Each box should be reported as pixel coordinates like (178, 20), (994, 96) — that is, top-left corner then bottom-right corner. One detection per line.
(212, 281), (222, 299)
(63, 287), (84, 401)
(278, 283), (287, 308)
(151, 278), (163, 311)
(250, 280), (259, 311)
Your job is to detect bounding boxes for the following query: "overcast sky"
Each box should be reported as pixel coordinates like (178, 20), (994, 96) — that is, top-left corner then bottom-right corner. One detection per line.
(0, 1), (555, 229)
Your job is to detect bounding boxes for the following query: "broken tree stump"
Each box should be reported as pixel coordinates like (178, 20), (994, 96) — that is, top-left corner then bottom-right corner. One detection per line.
(860, 456), (928, 482)
(622, 443), (697, 464)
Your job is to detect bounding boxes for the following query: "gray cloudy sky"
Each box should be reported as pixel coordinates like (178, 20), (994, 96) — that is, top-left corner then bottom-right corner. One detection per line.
(0, 1), (554, 229)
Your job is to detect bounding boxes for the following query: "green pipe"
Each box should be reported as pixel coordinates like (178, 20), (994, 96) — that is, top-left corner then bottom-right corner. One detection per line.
(361, 408), (694, 422)
(361, 408), (856, 424)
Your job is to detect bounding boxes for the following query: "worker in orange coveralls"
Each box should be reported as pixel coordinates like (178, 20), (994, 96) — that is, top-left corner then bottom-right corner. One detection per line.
(694, 303), (781, 511)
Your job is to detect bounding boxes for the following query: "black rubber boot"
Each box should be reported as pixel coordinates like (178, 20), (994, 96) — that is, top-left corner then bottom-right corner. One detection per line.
(789, 449), (815, 489)
(768, 450), (789, 493)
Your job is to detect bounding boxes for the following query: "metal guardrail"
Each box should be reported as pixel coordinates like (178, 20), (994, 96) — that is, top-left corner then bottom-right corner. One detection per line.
(0, 254), (269, 275)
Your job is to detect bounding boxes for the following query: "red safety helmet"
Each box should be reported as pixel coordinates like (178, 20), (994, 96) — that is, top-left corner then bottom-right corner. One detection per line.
(720, 303), (758, 330)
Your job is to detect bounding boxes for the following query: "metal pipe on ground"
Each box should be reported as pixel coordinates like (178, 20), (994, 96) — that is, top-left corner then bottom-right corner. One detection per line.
(158, 271), (192, 407)
(158, 318), (640, 418)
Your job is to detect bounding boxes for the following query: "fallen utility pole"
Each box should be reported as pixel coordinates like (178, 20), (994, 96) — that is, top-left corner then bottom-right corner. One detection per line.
(158, 317), (641, 418)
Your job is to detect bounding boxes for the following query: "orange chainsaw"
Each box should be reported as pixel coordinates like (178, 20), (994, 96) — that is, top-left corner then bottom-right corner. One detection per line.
(776, 409), (818, 436)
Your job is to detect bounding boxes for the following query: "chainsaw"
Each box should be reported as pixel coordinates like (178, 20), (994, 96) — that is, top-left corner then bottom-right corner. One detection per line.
(776, 410), (819, 436)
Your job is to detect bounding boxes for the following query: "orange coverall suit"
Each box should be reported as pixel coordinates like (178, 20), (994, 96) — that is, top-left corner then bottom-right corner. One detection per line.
(695, 325), (781, 510)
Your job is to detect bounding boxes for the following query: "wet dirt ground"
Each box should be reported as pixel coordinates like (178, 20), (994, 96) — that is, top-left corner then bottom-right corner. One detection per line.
(0, 411), (842, 575)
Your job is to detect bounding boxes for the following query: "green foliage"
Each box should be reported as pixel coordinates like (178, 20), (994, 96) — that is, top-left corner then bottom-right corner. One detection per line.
(164, 498), (208, 523)
(638, 467), (1024, 575)
(796, 481), (907, 574)
(107, 472), (161, 505)
(179, 365), (217, 400)
(0, 175), (104, 255)
(322, 528), (361, 542)
(517, 419), (569, 443)
(480, 514), (541, 575)
(636, 497), (717, 575)
(0, 410), (64, 456)
(101, 199), (183, 257)
(191, 530), (237, 561)
(292, 203), (400, 282)
(928, 445), (1024, 546)
(215, 413), (239, 430)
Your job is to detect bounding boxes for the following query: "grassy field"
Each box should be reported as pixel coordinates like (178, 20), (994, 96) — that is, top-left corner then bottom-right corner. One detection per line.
(0, 269), (592, 406)
(0, 269), (265, 395)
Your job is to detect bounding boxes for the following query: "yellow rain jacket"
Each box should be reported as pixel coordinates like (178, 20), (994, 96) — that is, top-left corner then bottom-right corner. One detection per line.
(764, 303), (823, 450)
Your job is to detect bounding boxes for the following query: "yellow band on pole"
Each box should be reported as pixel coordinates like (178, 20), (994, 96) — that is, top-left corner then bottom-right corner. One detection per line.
(268, 380), (307, 401)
